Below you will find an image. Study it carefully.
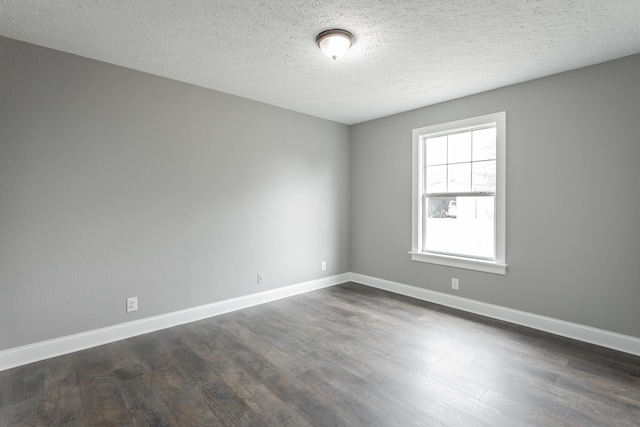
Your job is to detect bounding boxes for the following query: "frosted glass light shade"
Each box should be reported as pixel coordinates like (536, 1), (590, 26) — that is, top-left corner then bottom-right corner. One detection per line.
(316, 29), (354, 60)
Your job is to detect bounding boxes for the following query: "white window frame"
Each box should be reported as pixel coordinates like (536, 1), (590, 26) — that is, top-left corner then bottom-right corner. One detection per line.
(410, 112), (507, 275)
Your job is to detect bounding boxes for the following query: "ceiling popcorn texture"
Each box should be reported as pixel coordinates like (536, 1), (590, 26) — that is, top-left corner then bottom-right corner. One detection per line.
(1, 0), (639, 124)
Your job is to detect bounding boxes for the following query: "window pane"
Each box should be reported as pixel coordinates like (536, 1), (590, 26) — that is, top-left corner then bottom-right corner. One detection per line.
(426, 196), (456, 218)
(425, 165), (446, 193)
(448, 162), (471, 192)
(426, 135), (447, 166)
(472, 127), (496, 161)
(424, 196), (495, 259)
(448, 131), (471, 164)
(472, 160), (496, 192)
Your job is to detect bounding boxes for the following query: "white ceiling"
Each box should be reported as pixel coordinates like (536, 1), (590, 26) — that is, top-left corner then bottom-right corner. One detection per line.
(1, 1), (639, 125)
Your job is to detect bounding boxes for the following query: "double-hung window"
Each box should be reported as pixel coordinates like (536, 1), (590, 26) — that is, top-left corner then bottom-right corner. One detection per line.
(411, 112), (507, 274)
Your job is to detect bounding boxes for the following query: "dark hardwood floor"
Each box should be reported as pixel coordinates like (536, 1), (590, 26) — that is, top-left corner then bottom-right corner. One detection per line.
(1, 282), (639, 426)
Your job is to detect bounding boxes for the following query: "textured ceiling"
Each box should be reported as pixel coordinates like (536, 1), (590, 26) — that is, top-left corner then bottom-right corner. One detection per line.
(1, 0), (640, 124)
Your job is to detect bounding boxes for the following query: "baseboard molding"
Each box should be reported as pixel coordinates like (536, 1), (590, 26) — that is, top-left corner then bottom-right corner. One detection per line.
(3, 271), (639, 372)
(350, 273), (640, 356)
(0, 273), (350, 372)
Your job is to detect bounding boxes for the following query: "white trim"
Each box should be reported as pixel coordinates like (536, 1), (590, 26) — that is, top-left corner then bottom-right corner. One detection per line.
(0, 273), (349, 372)
(3, 271), (639, 372)
(350, 273), (640, 357)
(409, 251), (507, 275)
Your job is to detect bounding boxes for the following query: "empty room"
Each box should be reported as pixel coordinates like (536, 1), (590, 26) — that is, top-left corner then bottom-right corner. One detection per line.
(1, 1), (640, 425)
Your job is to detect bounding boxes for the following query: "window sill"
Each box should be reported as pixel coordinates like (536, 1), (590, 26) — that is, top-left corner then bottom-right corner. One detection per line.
(409, 251), (507, 275)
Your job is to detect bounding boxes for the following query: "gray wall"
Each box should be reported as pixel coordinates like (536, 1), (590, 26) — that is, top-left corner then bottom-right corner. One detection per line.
(0, 37), (351, 351)
(2, 34), (639, 353)
(350, 54), (640, 338)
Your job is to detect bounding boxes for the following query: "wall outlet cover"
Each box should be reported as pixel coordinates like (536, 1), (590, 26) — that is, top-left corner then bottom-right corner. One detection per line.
(126, 297), (138, 312)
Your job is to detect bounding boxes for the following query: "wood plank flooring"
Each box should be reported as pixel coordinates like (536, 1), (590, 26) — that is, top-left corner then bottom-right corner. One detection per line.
(1, 282), (639, 426)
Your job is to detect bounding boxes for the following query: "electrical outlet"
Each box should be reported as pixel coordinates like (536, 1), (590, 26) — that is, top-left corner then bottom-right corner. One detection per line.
(126, 297), (138, 313)
(321, 261), (327, 271)
(451, 278), (459, 290)
(257, 273), (263, 284)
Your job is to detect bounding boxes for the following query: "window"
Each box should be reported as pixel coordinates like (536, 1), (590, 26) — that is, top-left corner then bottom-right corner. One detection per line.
(411, 112), (507, 274)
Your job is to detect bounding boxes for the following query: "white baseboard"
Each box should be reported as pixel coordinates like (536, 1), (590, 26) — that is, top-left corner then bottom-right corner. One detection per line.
(350, 273), (640, 357)
(3, 271), (639, 372)
(0, 273), (350, 372)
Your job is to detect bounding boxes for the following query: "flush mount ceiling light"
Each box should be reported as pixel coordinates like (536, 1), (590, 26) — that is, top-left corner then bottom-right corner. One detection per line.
(316, 29), (354, 60)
